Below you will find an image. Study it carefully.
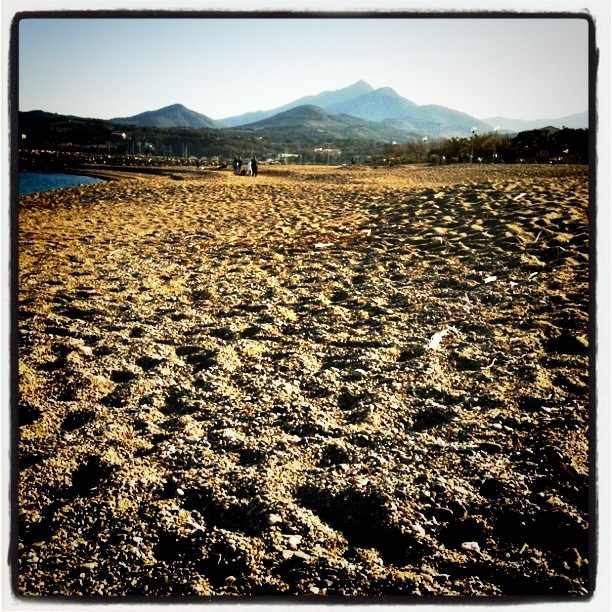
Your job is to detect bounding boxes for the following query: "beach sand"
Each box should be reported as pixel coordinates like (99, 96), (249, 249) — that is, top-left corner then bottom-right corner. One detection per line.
(16, 163), (590, 597)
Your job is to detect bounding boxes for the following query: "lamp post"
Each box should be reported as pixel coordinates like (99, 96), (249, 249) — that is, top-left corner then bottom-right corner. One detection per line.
(470, 127), (478, 163)
(492, 126), (499, 163)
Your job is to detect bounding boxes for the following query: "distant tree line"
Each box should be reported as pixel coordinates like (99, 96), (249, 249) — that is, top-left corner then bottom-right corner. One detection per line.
(375, 127), (588, 166)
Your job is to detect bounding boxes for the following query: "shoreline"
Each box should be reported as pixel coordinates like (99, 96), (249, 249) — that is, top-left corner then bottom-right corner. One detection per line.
(18, 162), (591, 193)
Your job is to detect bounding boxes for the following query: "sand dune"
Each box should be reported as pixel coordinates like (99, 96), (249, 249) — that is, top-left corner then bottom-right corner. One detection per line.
(17, 163), (590, 597)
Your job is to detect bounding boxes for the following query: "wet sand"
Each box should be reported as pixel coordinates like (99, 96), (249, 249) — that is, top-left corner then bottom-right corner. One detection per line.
(17, 163), (590, 597)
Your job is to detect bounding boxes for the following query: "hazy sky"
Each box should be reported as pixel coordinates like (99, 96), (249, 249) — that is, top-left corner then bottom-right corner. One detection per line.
(18, 17), (589, 121)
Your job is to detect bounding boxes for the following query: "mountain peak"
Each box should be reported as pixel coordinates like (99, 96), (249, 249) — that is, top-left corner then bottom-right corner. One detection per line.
(271, 104), (329, 120)
(111, 103), (217, 129)
(375, 86), (400, 97)
(326, 86), (420, 122)
(220, 80), (375, 127)
(344, 80), (374, 95)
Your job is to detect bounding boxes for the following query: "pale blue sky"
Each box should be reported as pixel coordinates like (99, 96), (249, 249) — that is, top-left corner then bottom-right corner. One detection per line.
(18, 17), (589, 121)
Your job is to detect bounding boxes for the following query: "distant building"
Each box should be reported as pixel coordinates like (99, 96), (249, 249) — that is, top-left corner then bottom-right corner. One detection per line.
(276, 153), (300, 164)
(313, 146), (342, 156)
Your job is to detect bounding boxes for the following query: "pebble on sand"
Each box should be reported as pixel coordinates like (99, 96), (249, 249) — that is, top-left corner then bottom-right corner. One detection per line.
(268, 513), (283, 526)
(461, 541), (481, 554)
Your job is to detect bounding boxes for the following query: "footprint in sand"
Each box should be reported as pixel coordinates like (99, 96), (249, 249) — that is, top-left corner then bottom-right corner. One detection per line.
(61, 409), (96, 431)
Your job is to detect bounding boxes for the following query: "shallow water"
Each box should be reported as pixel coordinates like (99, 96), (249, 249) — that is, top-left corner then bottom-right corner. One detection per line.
(19, 171), (105, 196)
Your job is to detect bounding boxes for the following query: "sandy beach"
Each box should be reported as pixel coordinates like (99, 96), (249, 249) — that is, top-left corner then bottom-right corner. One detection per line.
(16, 163), (590, 597)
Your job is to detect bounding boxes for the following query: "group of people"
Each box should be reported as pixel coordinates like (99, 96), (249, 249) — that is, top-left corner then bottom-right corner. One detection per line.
(232, 156), (258, 176)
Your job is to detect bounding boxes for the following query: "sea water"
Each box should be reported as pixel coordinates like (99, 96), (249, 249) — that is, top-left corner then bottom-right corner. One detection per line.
(19, 172), (105, 196)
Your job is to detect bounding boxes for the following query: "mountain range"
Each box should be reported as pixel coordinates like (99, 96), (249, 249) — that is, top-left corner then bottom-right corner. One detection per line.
(216, 80), (375, 127)
(482, 111), (589, 133)
(227, 105), (421, 143)
(109, 80), (587, 139)
(112, 103), (218, 130)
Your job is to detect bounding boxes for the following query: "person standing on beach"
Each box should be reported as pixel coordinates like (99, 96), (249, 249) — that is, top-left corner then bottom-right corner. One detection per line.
(251, 157), (258, 177)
